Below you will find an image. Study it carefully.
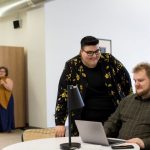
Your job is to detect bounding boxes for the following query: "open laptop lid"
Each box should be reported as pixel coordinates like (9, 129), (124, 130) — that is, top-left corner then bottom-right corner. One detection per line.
(75, 120), (126, 146)
(75, 120), (109, 146)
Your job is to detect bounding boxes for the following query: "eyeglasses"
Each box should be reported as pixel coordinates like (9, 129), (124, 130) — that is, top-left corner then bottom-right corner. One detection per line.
(82, 48), (100, 57)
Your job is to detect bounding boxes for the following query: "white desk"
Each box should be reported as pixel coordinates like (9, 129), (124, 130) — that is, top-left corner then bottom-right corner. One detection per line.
(2, 137), (140, 150)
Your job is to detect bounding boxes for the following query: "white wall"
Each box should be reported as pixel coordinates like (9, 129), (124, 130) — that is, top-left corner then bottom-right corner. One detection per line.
(26, 7), (47, 127)
(0, 0), (150, 128)
(0, 14), (27, 46)
(0, 7), (47, 128)
(45, 0), (150, 126)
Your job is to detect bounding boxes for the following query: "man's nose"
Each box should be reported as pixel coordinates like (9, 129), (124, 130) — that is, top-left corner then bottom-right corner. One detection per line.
(92, 53), (97, 57)
(135, 81), (140, 86)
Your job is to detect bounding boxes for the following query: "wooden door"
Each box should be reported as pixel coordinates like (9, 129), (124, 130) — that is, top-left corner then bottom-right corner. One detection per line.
(0, 46), (26, 128)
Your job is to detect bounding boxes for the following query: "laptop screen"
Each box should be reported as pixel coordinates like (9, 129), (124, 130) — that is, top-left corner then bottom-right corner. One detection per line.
(75, 120), (126, 146)
(75, 120), (109, 146)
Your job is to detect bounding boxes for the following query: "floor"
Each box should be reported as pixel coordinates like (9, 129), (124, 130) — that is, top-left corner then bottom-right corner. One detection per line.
(0, 129), (23, 150)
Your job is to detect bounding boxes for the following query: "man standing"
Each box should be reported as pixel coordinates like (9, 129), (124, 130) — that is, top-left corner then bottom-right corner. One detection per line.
(104, 62), (150, 150)
(55, 36), (132, 137)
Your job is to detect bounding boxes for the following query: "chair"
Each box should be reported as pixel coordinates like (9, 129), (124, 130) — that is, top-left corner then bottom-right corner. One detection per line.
(22, 127), (56, 142)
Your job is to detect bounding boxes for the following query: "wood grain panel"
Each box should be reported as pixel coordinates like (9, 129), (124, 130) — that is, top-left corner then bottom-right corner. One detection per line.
(0, 46), (26, 128)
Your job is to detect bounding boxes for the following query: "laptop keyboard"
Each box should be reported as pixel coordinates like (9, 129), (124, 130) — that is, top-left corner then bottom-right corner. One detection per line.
(108, 138), (126, 145)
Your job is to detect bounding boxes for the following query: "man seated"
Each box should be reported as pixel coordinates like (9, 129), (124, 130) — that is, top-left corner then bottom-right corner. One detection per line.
(104, 62), (150, 150)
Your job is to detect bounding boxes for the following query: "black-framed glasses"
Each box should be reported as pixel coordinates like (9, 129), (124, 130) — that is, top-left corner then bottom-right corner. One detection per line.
(82, 48), (100, 57)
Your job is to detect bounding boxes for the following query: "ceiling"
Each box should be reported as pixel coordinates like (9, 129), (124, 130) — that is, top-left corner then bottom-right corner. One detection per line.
(0, 0), (53, 18)
(0, 0), (7, 3)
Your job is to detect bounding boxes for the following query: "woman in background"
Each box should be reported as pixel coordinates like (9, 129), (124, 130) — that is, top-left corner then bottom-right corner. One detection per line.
(0, 66), (15, 132)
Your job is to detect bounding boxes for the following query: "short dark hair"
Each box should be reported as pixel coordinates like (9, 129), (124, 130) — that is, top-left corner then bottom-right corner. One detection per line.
(133, 62), (150, 79)
(0, 66), (8, 76)
(81, 36), (99, 49)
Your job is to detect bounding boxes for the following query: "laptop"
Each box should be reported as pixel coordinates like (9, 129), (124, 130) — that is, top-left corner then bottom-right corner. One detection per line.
(75, 120), (126, 146)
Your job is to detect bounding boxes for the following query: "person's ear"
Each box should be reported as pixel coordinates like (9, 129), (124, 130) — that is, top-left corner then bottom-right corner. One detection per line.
(79, 49), (82, 55)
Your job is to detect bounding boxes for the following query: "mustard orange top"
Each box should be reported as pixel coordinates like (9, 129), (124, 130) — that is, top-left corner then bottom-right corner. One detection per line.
(0, 77), (12, 109)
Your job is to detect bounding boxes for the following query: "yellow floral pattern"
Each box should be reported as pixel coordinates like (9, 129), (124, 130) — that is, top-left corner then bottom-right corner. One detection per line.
(55, 53), (132, 136)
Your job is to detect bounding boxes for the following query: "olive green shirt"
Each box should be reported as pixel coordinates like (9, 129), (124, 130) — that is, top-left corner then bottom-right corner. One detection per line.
(104, 94), (150, 150)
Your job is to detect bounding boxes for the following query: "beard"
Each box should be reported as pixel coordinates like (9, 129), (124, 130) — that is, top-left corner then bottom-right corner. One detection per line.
(136, 86), (150, 98)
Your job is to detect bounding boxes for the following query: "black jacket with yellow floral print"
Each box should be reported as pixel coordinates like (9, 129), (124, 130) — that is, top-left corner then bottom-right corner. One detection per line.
(55, 53), (132, 136)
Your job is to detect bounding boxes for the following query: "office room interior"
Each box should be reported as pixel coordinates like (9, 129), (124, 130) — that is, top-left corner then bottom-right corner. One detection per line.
(0, 0), (149, 129)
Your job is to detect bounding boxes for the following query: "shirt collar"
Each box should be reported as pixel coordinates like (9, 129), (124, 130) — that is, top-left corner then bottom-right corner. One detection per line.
(135, 94), (150, 101)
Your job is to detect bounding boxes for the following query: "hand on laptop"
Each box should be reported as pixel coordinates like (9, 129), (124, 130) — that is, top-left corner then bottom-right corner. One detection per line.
(55, 125), (65, 137)
(126, 138), (145, 149)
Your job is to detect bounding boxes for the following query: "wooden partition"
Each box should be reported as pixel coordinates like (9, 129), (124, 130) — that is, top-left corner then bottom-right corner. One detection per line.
(0, 46), (26, 128)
